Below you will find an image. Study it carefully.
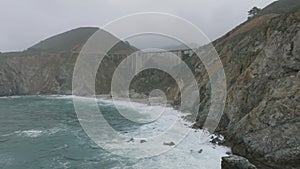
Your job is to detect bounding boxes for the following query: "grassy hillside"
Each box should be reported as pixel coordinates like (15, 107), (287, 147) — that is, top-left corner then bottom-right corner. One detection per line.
(256, 0), (300, 16)
(27, 27), (138, 53)
(28, 27), (99, 52)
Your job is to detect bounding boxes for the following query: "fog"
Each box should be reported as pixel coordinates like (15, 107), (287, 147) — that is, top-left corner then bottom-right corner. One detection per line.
(0, 0), (275, 52)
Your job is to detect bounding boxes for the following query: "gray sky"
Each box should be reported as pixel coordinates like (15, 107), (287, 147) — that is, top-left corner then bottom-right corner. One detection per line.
(0, 0), (275, 52)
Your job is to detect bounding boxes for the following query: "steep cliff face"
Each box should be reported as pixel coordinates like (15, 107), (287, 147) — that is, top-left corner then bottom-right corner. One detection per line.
(187, 7), (300, 169)
(225, 12), (299, 169)
(0, 52), (75, 95)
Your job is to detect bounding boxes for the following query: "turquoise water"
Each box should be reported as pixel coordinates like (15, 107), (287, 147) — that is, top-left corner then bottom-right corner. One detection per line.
(0, 96), (229, 169)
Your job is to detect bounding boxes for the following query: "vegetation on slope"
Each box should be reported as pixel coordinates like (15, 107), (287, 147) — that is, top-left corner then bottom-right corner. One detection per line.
(255, 0), (300, 17)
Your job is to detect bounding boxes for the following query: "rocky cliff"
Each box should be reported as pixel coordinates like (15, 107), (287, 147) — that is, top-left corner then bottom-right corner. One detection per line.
(0, 1), (299, 169)
(0, 27), (137, 96)
(188, 5), (300, 169)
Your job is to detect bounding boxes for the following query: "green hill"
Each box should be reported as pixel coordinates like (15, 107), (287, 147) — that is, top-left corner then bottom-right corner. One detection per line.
(28, 27), (99, 52)
(256, 0), (300, 16)
(28, 27), (138, 53)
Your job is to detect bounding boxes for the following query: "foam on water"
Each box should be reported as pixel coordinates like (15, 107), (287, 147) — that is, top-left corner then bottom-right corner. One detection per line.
(19, 130), (43, 138)
(96, 97), (231, 168)
(50, 95), (230, 168)
(0, 95), (230, 168)
(2, 127), (65, 138)
(0, 95), (23, 99)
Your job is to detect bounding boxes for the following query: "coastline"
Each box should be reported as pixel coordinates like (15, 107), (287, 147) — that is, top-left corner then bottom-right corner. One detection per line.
(95, 94), (174, 107)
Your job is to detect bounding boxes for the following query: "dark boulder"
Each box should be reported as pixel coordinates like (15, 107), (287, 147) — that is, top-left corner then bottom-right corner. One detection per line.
(221, 155), (257, 169)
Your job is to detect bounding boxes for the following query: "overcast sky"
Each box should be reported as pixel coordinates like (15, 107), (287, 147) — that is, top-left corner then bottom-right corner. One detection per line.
(0, 0), (276, 52)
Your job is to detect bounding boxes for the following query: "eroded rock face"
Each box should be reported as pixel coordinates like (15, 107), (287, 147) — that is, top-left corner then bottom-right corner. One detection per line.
(222, 155), (257, 169)
(0, 53), (75, 96)
(0, 52), (118, 96)
(225, 13), (300, 169)
(190, 9), (300, 169)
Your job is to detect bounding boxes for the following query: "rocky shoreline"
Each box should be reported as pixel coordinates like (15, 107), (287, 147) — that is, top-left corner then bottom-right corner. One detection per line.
(97, 93), (257, 169)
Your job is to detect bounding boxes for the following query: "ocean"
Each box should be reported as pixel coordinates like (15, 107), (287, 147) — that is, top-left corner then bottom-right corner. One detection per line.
(0, 95), (230, 169)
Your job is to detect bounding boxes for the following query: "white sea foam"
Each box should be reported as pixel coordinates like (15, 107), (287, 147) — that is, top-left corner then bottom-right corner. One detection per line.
(13, 95), (230, 168)
(1, 127), (64, 138)
(19, 130), (44, 138)
(44, 95), (96, 100)
(0, 95), (22, 99)
(95, 98), (231, 168)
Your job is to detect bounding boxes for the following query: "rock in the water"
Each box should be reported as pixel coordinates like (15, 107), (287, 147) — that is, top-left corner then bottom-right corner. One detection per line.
(127, 138), (134, 142)
(210, 135), (225, 145)
(221, 155), (257, 169)
(226, 151), (232, 155)
(140, 139), (147, 143)
(163, 141), (175, 146)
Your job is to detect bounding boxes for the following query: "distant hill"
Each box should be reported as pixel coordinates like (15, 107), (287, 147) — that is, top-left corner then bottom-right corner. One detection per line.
(28, 27), (138, 53)
(28, 27), (98, 52)
(0, 27), (139, 96)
